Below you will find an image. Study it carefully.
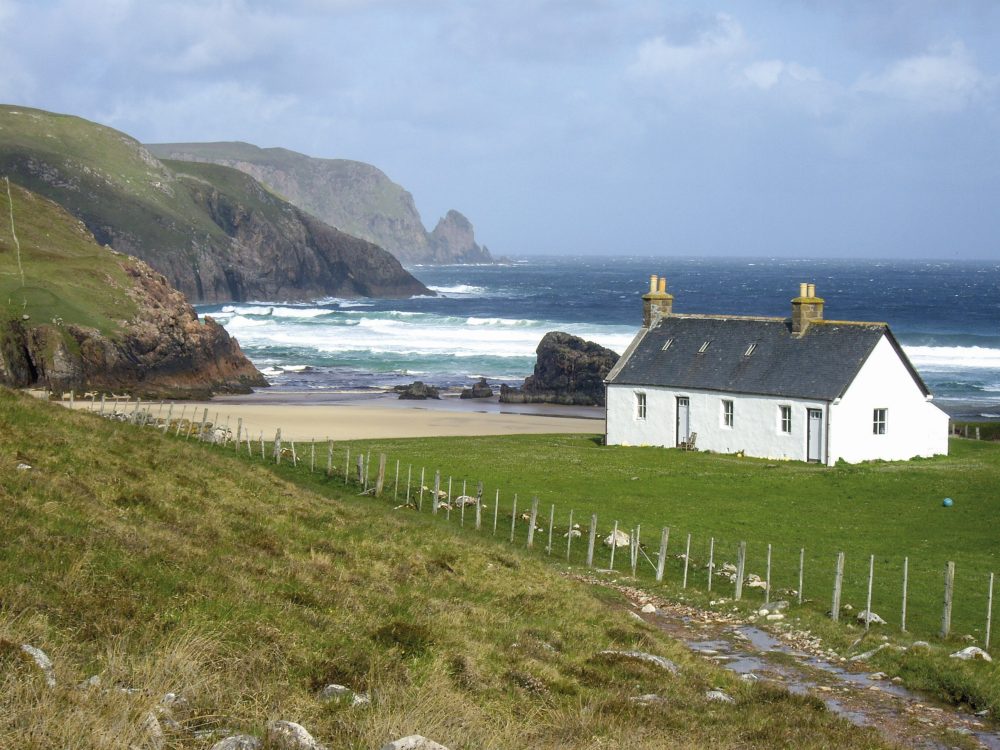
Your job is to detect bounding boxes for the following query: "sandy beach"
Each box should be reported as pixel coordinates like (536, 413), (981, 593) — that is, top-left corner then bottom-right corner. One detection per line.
(53, 391), (604, 441)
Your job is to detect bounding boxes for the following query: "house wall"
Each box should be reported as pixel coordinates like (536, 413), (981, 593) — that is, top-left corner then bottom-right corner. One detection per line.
(606, 385), (827, 462)
(829, 336), (949, 463)
(606, 335), (950, 464)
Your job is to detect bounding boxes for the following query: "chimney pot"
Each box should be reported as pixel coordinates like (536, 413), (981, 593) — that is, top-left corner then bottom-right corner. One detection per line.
(799, 282), (808, 298)
(657, 277), (667, 293)
(649, 275), (658, 293)
(791, 281), (824, 334)
(807, 283), (816, 297)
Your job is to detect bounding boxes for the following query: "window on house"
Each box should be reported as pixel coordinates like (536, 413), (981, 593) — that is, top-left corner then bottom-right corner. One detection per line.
(744, 343), (757, 356)
(780, 405), (792, 434)
(722, 399), (734, 427)
(698, 341), (711, 353)
(636, 392), (647, 420)
(661, 338), (674, 351)
(873, 408), (887, 435)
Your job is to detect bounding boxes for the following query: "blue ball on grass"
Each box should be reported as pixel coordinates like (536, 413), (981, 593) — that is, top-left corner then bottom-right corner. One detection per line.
(942, 497), (954, 508)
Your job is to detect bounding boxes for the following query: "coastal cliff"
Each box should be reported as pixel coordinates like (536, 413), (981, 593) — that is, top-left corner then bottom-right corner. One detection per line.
(500, 331), (619, 407)
(146, 141), (494, 265)
(0, 183), (265, 396)
(0, 105), (430, 302)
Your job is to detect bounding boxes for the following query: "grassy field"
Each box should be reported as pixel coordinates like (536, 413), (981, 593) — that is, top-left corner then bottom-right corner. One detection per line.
(0, 388), (893, 749)
(316, 432), (999, 642)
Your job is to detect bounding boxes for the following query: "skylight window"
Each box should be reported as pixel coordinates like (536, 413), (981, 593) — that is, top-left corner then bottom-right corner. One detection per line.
(661, 338), (674, 351)
(698, 341), (711, 353)
(744, 343), (757, 356)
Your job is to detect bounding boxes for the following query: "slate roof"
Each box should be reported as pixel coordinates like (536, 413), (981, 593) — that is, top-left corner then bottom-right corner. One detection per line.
(606, 315), (929, 402)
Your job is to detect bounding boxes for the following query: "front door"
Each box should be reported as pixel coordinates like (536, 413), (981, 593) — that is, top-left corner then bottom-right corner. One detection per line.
(807, 408), (823, 463)
(676, 397), (690, 446)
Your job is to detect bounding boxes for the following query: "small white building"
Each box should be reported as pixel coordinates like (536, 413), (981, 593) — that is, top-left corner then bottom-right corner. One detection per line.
(605, 276), (949, 465)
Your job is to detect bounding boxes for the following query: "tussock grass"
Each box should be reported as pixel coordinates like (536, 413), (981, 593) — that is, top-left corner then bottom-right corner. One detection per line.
(0, 387), (888, 748)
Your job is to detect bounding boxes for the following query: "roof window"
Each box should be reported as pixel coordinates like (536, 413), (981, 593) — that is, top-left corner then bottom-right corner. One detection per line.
(661, 338), (674, 351)
(744, 343), (757, 356)
(698, 341), (711, 354)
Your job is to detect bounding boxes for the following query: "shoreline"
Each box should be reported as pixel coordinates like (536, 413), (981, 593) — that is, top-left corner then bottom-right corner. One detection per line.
(49, 389), (604, 442)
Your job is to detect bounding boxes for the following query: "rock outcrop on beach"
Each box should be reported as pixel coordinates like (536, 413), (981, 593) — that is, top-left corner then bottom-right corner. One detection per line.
(396, 381), (441, 400)
(0, 183), (265, 397)
(0, 106), (430, 302)
(500, 332), (619, 407)
(460, 377), (494, 399)
(145, 141), (494, 265)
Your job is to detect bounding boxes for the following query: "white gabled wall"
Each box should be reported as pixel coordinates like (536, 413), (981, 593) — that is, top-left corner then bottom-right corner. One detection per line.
(606, 384), (827, 462)
(829, 335), (949, 463)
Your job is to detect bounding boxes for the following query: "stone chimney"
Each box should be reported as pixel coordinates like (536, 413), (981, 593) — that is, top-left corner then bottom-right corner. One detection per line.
(642, 274), (674, 327)
(791, 282), (824, 334)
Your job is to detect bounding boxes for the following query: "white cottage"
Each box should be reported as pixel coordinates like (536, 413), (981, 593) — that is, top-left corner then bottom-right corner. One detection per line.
(604, 276), (949, 465)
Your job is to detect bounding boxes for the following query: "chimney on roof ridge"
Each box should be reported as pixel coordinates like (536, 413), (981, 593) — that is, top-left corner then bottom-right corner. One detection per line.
(642, 273), (673, 327)
(791, 281), (824, 335)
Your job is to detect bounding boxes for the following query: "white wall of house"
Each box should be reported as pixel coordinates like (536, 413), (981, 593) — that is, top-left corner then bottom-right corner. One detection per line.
(829, 336), (949, 463)
(606, 334), (950, 464)
(606, 385), (827, 462)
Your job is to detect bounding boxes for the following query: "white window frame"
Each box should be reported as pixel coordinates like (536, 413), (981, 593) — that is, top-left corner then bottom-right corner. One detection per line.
(722, 399), (734, 428)
(780, 405), (792, 434)
(873, 408), (887, 435)
(636, 392), (647, 420)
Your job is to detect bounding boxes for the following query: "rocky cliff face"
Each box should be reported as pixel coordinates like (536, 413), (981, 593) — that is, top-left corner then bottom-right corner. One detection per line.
(146, 141), (495, 266)
(0, 106), (430, 303)
(0, 258), (266, 397)
(499, 332), (619, 407)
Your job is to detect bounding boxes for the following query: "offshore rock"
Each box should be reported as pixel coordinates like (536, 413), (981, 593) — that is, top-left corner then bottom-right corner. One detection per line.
(500, 331), (618, 407)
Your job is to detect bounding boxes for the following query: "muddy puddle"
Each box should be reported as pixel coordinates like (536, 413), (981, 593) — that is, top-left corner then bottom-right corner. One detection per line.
(596, 578), (1000, 749)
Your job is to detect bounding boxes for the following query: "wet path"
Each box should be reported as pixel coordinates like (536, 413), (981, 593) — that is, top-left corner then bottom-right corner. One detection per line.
(582, 577), (1000, 750)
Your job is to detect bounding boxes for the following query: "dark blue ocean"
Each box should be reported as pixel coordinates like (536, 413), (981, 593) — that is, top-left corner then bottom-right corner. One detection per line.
(198, 257), (1000, 418)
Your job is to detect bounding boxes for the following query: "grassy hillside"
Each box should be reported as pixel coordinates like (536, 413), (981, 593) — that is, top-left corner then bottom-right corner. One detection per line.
(0, 105), (428, 302)
(0, 388), (886, 749)
(0, 181), (136, 336)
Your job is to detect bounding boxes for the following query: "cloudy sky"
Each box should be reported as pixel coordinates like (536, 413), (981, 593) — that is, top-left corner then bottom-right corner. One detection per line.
(2, 1), (998, 259)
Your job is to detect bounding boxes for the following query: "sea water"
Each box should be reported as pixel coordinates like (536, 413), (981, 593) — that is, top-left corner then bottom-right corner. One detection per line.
(197, 256), (1000, 418)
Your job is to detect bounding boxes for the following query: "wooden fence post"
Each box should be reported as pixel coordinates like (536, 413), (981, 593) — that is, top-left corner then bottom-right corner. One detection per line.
(407, 465), (413, 503)
(798, 548), (805, 605)
(510, 494), (518, 543)
(493, 490), (499, 535)
(986, 572), (994, 650)
(941, 561), (955, 638)
(547, 505), (555, 555)
(566, 509), (574, 560)
(290, 441), (298, 467)
(345, 448), (351, 485)
(609, 521), (619, 570)
(901, 556), (909, 632)
(259, 432), (265, 460)
(374, 454), (387, 497)
(310, 442), (315, 472)
(364, 450), (372, 491)
(630, 527), (638, 577)
(655, 527), (669, 583)
(274, 428), (282, 464)
(432, 471), (440, 514)
(526, 497), (539, 548)
(831, 552), (845, 622)
(100, 393), (106, 415)
(765, 543), (772, 604)
(446, 477), (452, 520)
(419, 468), (426, 510)
(707, 537), (715, 591)
(475, 483), (483, 531)
(586, 514), (597, 568)
(683, 533), (691, 589)
(735, 542), (747, 601)
(327, 441), (334, 477)
(864, 554), (874, 632)
(394, 459), (400, 500)
(356, 454), (364, 485)
(235, 417), (243, 450)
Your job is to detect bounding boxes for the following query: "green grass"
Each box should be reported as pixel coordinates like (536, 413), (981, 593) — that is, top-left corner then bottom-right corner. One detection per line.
(0, 182), (137, 336)
(0, 388), (891, 749)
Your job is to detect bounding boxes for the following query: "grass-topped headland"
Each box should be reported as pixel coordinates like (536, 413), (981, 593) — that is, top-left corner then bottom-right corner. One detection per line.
(0, 388), (892, 748)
